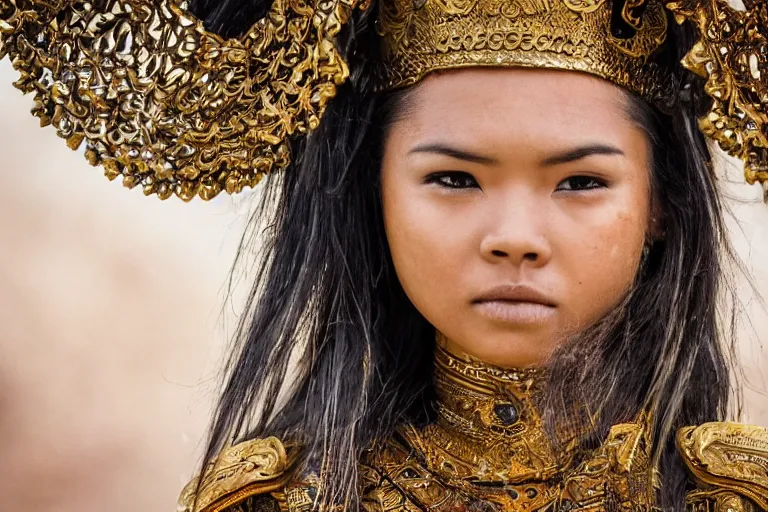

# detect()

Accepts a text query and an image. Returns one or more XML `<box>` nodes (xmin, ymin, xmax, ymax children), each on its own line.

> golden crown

<box><xmin>379</xmin><ymin>0</ymin><xmax>676</xmax><ymax>109</ymax></box>
<box><xmin>0</xmin><ymin>0</ymin><xmax>766</xmax><ymax>199</ymax></box>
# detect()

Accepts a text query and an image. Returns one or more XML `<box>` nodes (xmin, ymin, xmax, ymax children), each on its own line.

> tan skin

<box><xmin>381</xmin><ymin>68</ymin><xmax>653</xmax><ymax>368</ymax></box>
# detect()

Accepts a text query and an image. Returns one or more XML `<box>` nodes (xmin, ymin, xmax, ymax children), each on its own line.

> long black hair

<box><xmin>188</xmin><ymin>1</ymin><xmax>739</xmax><ymax>509</ymax></box>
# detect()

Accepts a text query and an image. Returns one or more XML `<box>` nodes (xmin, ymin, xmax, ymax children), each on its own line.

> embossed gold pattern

<box><xmin>177</xmin><ymin>350</ymin><xmax>768</xmax><ymax>511</ymax></box>
<box><xmin>378</xmin><ymin>0</ymin><xmax>676</xmax><ymax>109</ymax></box>
<box><xmin>677</xmin><ymin>422</ymin><xmax>768</xmax><ymax>511</ymax></box>
<box><xmin>178</xmin><ymin>436</ymin><xmax>290</xmax><ymax>512</ymax></box>
<box><xmin>666</xmin><ymin>0</ymin><xmax>768</xmax><ymax>186</ymax></box>
<box><xmin>359</xmin><ymin>347</ymin><xmax>659</xmax><ymax>511</ymax></box>
<box><xmin>686</xmin><ymin>489</ymin><xmax>759</xmax><ymax>512</ymax></box>
<box><xmin>0</xmin><ymin>0</ymin><xmax>359</xmax><ymax>200</ymax></box>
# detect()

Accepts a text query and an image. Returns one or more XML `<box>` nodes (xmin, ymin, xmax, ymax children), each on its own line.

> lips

<box><xmin>471</xmin><ymin>284</ymin><xmax>556</xmax><ymax>325</ymax></box>
<box><xmin>472</xmin><ymin>284</ymin><xmax>556</xmax><ymax>307</ymax></box>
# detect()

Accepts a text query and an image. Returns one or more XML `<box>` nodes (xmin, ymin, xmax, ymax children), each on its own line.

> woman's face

<box><xmin>381</xmin><ymin>68</ymin><xmax>652</xmax><ymax>368</ymax></box>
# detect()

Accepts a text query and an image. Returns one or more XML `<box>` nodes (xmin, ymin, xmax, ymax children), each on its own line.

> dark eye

<box><xmin>556</xmin><ymin>175</ymin><xmax>607</xmax><ymax>192</ymax></box>
<box><xmin>425</xmin><ymin>171</ymin><xmax>479</xmax><ymax>189</ymax></box>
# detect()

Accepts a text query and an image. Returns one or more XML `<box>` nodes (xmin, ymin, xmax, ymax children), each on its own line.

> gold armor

<box><xmin>1</xmin><ymin>0</ymin><xmax>767</xmax><ymax>509</ymax></box>
<box><xmin>178</xmin><ymin>349</ymin><xmax>768</xmax><ymax>512</ymax></box>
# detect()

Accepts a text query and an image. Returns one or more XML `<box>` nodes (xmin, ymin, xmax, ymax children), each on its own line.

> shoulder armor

<box><xmin>178</xmin><ymin>436</ymin><xmax>291</xmax><ymax>512</ymax></box>
<box><xmin>562</xmin><ymin>421</ymin><xmax>658</xmax><ymax>509</ymax></box>
<box><xmin>677</xmin><ymin>422</ymin><xmax>768</xmax><ymax>511</ymax></box>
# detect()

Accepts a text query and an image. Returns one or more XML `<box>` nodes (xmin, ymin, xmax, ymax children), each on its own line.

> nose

<box><xmin>479</xmin><ymin>195</ymin><xmax>552</xmax><ymax>267</ymax></box>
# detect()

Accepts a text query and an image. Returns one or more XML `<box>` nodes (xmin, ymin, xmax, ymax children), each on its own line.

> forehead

<box><xmin>396</xmin><ymin>68</ymin><xmax>637</xmax><ymax>150</ymax></box>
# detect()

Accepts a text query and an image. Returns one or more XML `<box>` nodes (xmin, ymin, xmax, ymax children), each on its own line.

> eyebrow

<box><xmin>408</xmin><ymin>142</ymin><xmax>625</xmax><ymax>167</ymax></box>
<box><xmin>541</xmin><ymin>144</ymin><xmax>625</xmax><ymax>166</ymax></box>
<box><xmin>408</xmin><ymin>143</ymin><xmax>498</xmax><ymax>165</ymax></box>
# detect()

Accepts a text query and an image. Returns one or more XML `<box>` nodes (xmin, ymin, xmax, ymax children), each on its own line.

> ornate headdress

<box><xmin>0</xmin><ymin>0</ymin><xmax>766</xmax><ymax>199</ymax></box>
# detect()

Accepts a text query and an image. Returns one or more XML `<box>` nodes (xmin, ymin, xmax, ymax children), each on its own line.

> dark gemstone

<box><xmin>493</xmin><ymin>403</ymin><xmax>519</xmax><ymax>425</ymax></box>
<box><xmin>525</xmin><ymin>488</ymin><xmax>538</xmax><ymax>499</ymax></box>
<box><xmin>507</xmin><ymin>489</ymin><xmax>519</xmax><ymax>500</ymax></box>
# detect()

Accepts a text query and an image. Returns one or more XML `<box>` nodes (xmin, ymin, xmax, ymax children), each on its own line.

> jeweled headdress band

<box><xmin>0</xmin><ymin>0</ymin><xmax>766</xmax><ymax>200</ymax></box>
<box><xmin>379</xmin><ymin>0</ymin><xmax>676</xmax><ymax>109</ymax></box>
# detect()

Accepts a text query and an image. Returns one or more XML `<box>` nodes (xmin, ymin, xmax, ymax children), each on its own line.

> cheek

<box><xmin>381</xmin><ymin>167</ymin><xmax>469</xmax><ymax>321</ymax></box>
<box><xmin>562</xmin><ymin>201</ymin><xmax>648</xmax><ymax>324</ymax></box>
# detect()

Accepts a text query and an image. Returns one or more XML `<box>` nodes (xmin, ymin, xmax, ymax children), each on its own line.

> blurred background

<box><xmin>0</xmin><ymin>59</ymin><xmax>766</xmax><ymax>512</ymax></box>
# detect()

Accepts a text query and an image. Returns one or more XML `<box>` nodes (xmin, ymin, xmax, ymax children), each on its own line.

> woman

<box><xmin>2</xmin><ymin>0</ymin><xmax>767</xmax><ymax>510</ymax></box>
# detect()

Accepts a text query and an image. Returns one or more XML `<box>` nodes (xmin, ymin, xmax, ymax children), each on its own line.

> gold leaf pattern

<box><xmin>0</xmin><ymin>0</ymin><xmax>360</xmax><ymax>200</ymax></box>
<box><xmin>667</xmin><ymin>0</ymin><xmax>768</xmax><ymax>185</ymax></box>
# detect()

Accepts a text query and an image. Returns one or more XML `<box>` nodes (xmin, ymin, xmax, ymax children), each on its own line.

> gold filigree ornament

<box><xmin>667</xmin><ymin>0</ymin><xmax>768</xmax><ymax>186</ymax></box>
<box><xmin>0</xmin><ymin>0</ymin><xmax>363</xmax><ymax>200</ymax></box>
